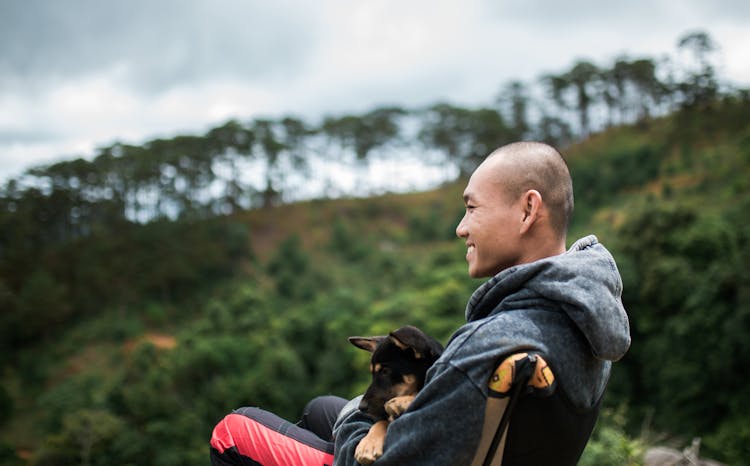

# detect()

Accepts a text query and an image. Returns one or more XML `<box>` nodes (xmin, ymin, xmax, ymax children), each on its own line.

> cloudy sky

<box><xmin>1</xmin><ymin>0</ymin><xmax>749</xmax><ymax>183</ymax></box>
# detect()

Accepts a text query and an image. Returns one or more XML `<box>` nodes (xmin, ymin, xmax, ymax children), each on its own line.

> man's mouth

<box><xmin>466</xmin><ymin>245</ymin><xmax>475</xmax><ymax>259</ymax></box>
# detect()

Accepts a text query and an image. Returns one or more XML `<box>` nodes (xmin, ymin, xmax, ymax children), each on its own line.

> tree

<box><xmin>252</xmin><ymin>119</ymin><xmax>287</xmax><ymax>208</ymax></box>
<box><xmin>533</xmin><ymin>114</ymin><xmax>574</xmax><ymax>148</ymax></box>
<box><xmin>62</xmin><ymin>409</ymin><xmax>124</xmax><ymax>466</ymax></box>
<box><xmin>267</xmin><ymin>233</ymin><xmax>312</xmax><ymax>298</ymax></box>
<box><xmin>418</xmin><ymin>103</ymin><xmax>513</xmax><ymax>176</ymax></box>
<box><xmin>206</xmin><ymin>119</ymin><xmax>256</xmax><ymax>213</ymax></box>
<box><xmin>320</xmin><ymin>107</ymin><xmax>405</xmax><ymax>161</ymax></box>
<box><xmin>614</xmin><ymin>202</ymin><xmax>750</xmax><ymax>463</ymax></box>
<box><xmin>496</xmin><ymin>80</ymin><xmax>531</xmax><ymax>139</ymax></box>
<box><xmin>628</xmin><ymin>58</ymin><xmax>666</xmax><ymax>120</ymax></box>
<box><xmin>145</xmin><ymin>135</ymin><xmax>216</xmax><ymax>219</ymax></box>
<box><xmin>542</xmin><ymin>60</ymin><xmax>602</xmax><ymax>137</ymax></box>
<box><xmin>675</xmin><ymin>30</ymin><xmax>719</xmax><ymax>108</ymax></box>
<box><xmin>605</xmin><ymin>57</ymin><xmax>665</xmax><ymax>124</ymax></box>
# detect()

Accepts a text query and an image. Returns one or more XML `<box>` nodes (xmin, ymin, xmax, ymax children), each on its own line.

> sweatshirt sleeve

<box><xmin>333</xmin><ymin>362</ymin><xmax>485</xmax><ymax>466</ymax></box>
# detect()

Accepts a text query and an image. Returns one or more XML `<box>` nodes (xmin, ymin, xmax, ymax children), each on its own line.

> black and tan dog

<box><xmin>348</xmin><ymin>325</ymin><xmax>443</xmax><ymax>464</ymax></box>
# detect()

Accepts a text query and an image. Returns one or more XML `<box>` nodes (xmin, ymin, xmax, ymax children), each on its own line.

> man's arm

<box><xmin>334</xmin><ymin>362</ymin><xmax>485</xmax><ymax>466</ymax></box>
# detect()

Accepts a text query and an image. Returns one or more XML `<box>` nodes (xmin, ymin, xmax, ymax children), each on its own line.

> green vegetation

<box><xmin>1</xmin><ymin>31</ymin><xmax>749</xmax><ymax>465</ymax></box>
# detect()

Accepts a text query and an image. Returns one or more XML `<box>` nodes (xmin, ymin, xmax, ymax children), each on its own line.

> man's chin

<box><xmin>467</xmin><ymin>266</ymin><xmax>485</xmax><ymax>279</ymax></box>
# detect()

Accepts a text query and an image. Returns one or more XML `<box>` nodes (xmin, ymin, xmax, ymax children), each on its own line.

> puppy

<box><xmin>348</xmin><ymin>325</ymin><xmax>443</xmax><ymax>464</ymax></box>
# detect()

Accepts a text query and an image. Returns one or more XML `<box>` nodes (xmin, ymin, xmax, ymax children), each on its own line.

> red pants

<box><xmin>210</xmin><ymin>396</ymin><xmax>347</xmax><ymax>466</ymax></box>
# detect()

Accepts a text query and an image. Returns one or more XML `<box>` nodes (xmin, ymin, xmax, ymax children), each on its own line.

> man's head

<box><xmin>455</xmin><ymin>141</ymin><xmax>574</xmax><ymax>278</ymax></box>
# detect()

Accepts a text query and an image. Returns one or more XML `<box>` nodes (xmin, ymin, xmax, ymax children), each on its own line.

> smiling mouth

<box><xmin>466</xmin><ymin>245</ymin><xmax>475</xmax><ymax>258</ymax></box>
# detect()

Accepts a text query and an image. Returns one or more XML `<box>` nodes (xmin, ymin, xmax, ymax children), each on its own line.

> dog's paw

<box><xmin>355</xmin><ymin>420</ymin><xmax>387</xmax><ymax>465</ymax></box>
<box><xmin>384</xmin><ymin>395</ymin><xmax>415</xmax><ymax>421</ymax></box>
<box><xmin>354</xmin><ymin>441</ymin><xmax>381</xmax><ymax>465</ymax></box>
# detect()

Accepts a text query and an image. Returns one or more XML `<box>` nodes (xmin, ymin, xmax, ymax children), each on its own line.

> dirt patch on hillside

<box><xmin>123</xmin><ymin>332</ymin><xmax>177</xmax><ymax>352</ymax></box>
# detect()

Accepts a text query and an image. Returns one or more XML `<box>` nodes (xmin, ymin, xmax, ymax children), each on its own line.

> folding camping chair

<box><xmin>469</xmin><ymin>353</ymin><xmax>601</xmax><ymax>466</ymax></box>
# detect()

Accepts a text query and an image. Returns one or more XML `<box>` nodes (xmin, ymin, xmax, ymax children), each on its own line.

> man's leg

<box><xmin>210</xmin><ymin>396</ymin><xmax>348</xmax><ymax>466</ymax></box>
<box><xmin>297</xmin><ymin>395</ymin><xmax>349</xmax><ymax>441</ymax></box>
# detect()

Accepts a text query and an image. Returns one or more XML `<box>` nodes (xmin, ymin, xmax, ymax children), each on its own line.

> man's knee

<box><xmin>300</xmin><ymin>396</ymin><xmax>348</xmax><ymax>440</ymax></box>
<box><xmin>210</xmin><ymin>411</ymin><xmax>264</xmax><ymax>465</ymax></box>
<box><xmin>209</xmin><ymin>407</ymin><xmax>336</xmax><ymax>466</ymax></box>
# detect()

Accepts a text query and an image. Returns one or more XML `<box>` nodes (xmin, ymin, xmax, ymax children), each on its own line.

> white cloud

<box><xmin>1</xmin><ymin>0</ymin><xmax>749</xmax><ymax>183</ymax></box>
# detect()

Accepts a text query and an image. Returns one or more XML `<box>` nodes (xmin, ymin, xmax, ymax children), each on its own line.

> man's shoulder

<box><xmin>441</xmin><ymin>314</ymin><xmax>550</xmax><ymax>380</ymax></box>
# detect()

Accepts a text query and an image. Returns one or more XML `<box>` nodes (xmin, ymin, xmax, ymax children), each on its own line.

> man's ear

<box><xmin>348</xmin><ymin>336</ymin><xmax>385</xmax><ymax>353</ymax></box>
<box><xmin>520</xmin><ymin>189</ymin><xmax>543</xmax><ymax>234</ymax></box>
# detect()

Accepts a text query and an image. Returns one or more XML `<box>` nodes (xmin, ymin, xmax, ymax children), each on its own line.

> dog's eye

<box><xmin>378</xmin><ymin>366</ymin><xmax>392</xmax><ymax>376</ymax></box>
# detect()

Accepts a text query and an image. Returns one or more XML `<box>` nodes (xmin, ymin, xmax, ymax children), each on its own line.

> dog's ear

<box><xmin>348</xmin><ymin>336</ymin><xmax>386</xmax><ymax>353</ymax></box>
<box><xmin>389</xmin><ymin>326</ymin><xmax>444</xmax><ymax>362</ymax></box>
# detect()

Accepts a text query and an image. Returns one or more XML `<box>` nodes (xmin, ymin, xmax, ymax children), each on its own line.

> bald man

<box><xmin>210</xmin><ymin>142</ymin><xmax>631</xmax><ymax>466</ymax></box>
<box><xmin>458</xmin><ymin>141</ymin><xmax>574</xmax><ymax>277</ymax></box>
<box><xmin>333</xmin><ymin>142</ymin><xmax>630</xmax><ymax>465</ymax></box>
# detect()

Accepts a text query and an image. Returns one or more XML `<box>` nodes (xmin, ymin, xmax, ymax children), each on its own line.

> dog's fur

<box><xmin>348</xmin><ymin>325</ymin><xmax>443</xmax><ymax>464</ymax></box>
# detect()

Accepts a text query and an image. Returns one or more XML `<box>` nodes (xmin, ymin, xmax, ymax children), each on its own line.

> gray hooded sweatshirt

<box><xmin>334</xmin><ymin>235</ymin><xmax>631</xmax><ymax>465</ymax></box>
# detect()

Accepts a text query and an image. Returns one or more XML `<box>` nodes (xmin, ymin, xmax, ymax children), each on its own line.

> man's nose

<box><xmin>456</xmin><ymin>215</ymin><xmax>468</xmax><ymax>238</ymax></box>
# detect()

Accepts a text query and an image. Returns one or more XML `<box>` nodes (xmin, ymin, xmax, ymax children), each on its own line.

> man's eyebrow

<box><xmin>462</xmin><ymin>192</ymin><xmax>473</xmax><ymax>203</ymax></box>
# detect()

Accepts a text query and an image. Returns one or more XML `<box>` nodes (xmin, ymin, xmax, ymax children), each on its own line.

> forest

<box><xmin>1</xmin><ymin>31</ymin><xmax>749</xmax><ymax>465</ymax></box>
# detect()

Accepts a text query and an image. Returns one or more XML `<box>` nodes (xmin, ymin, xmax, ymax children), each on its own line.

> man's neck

<box><xmin>519</xmin><ymin>236</ymin><xmax>567</xmax><ymax>265</ymax></box>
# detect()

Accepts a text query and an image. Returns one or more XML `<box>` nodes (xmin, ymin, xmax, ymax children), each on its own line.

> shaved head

<box><xmin>486</xmin><ymin>141</ymin><xmax>574</xmax><ymax>238</ymax></box>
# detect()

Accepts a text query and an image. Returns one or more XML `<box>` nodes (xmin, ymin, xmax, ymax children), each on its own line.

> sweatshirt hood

<box><xmin>465</xmin><ymin>235</ymin><xmax>631</xmax><ymax>361</ymax></box>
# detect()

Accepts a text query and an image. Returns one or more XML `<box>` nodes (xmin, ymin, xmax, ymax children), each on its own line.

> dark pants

<box><xmin>210</xmin><ymin>396</ymin><xmax>348</xmax><ymax>466</ymax></box>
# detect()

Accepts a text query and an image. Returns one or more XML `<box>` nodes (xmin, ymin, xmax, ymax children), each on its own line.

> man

<box><xmin>211</xmin><ymin>141</ymin><xmax>631</xmax><ymax>465</ymax></box>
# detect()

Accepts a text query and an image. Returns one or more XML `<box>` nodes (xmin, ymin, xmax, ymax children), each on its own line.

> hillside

<box><xmin>1</xmin><ymin>97</ymin><xmax>750</xmax><ymax>465</ymax></box>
